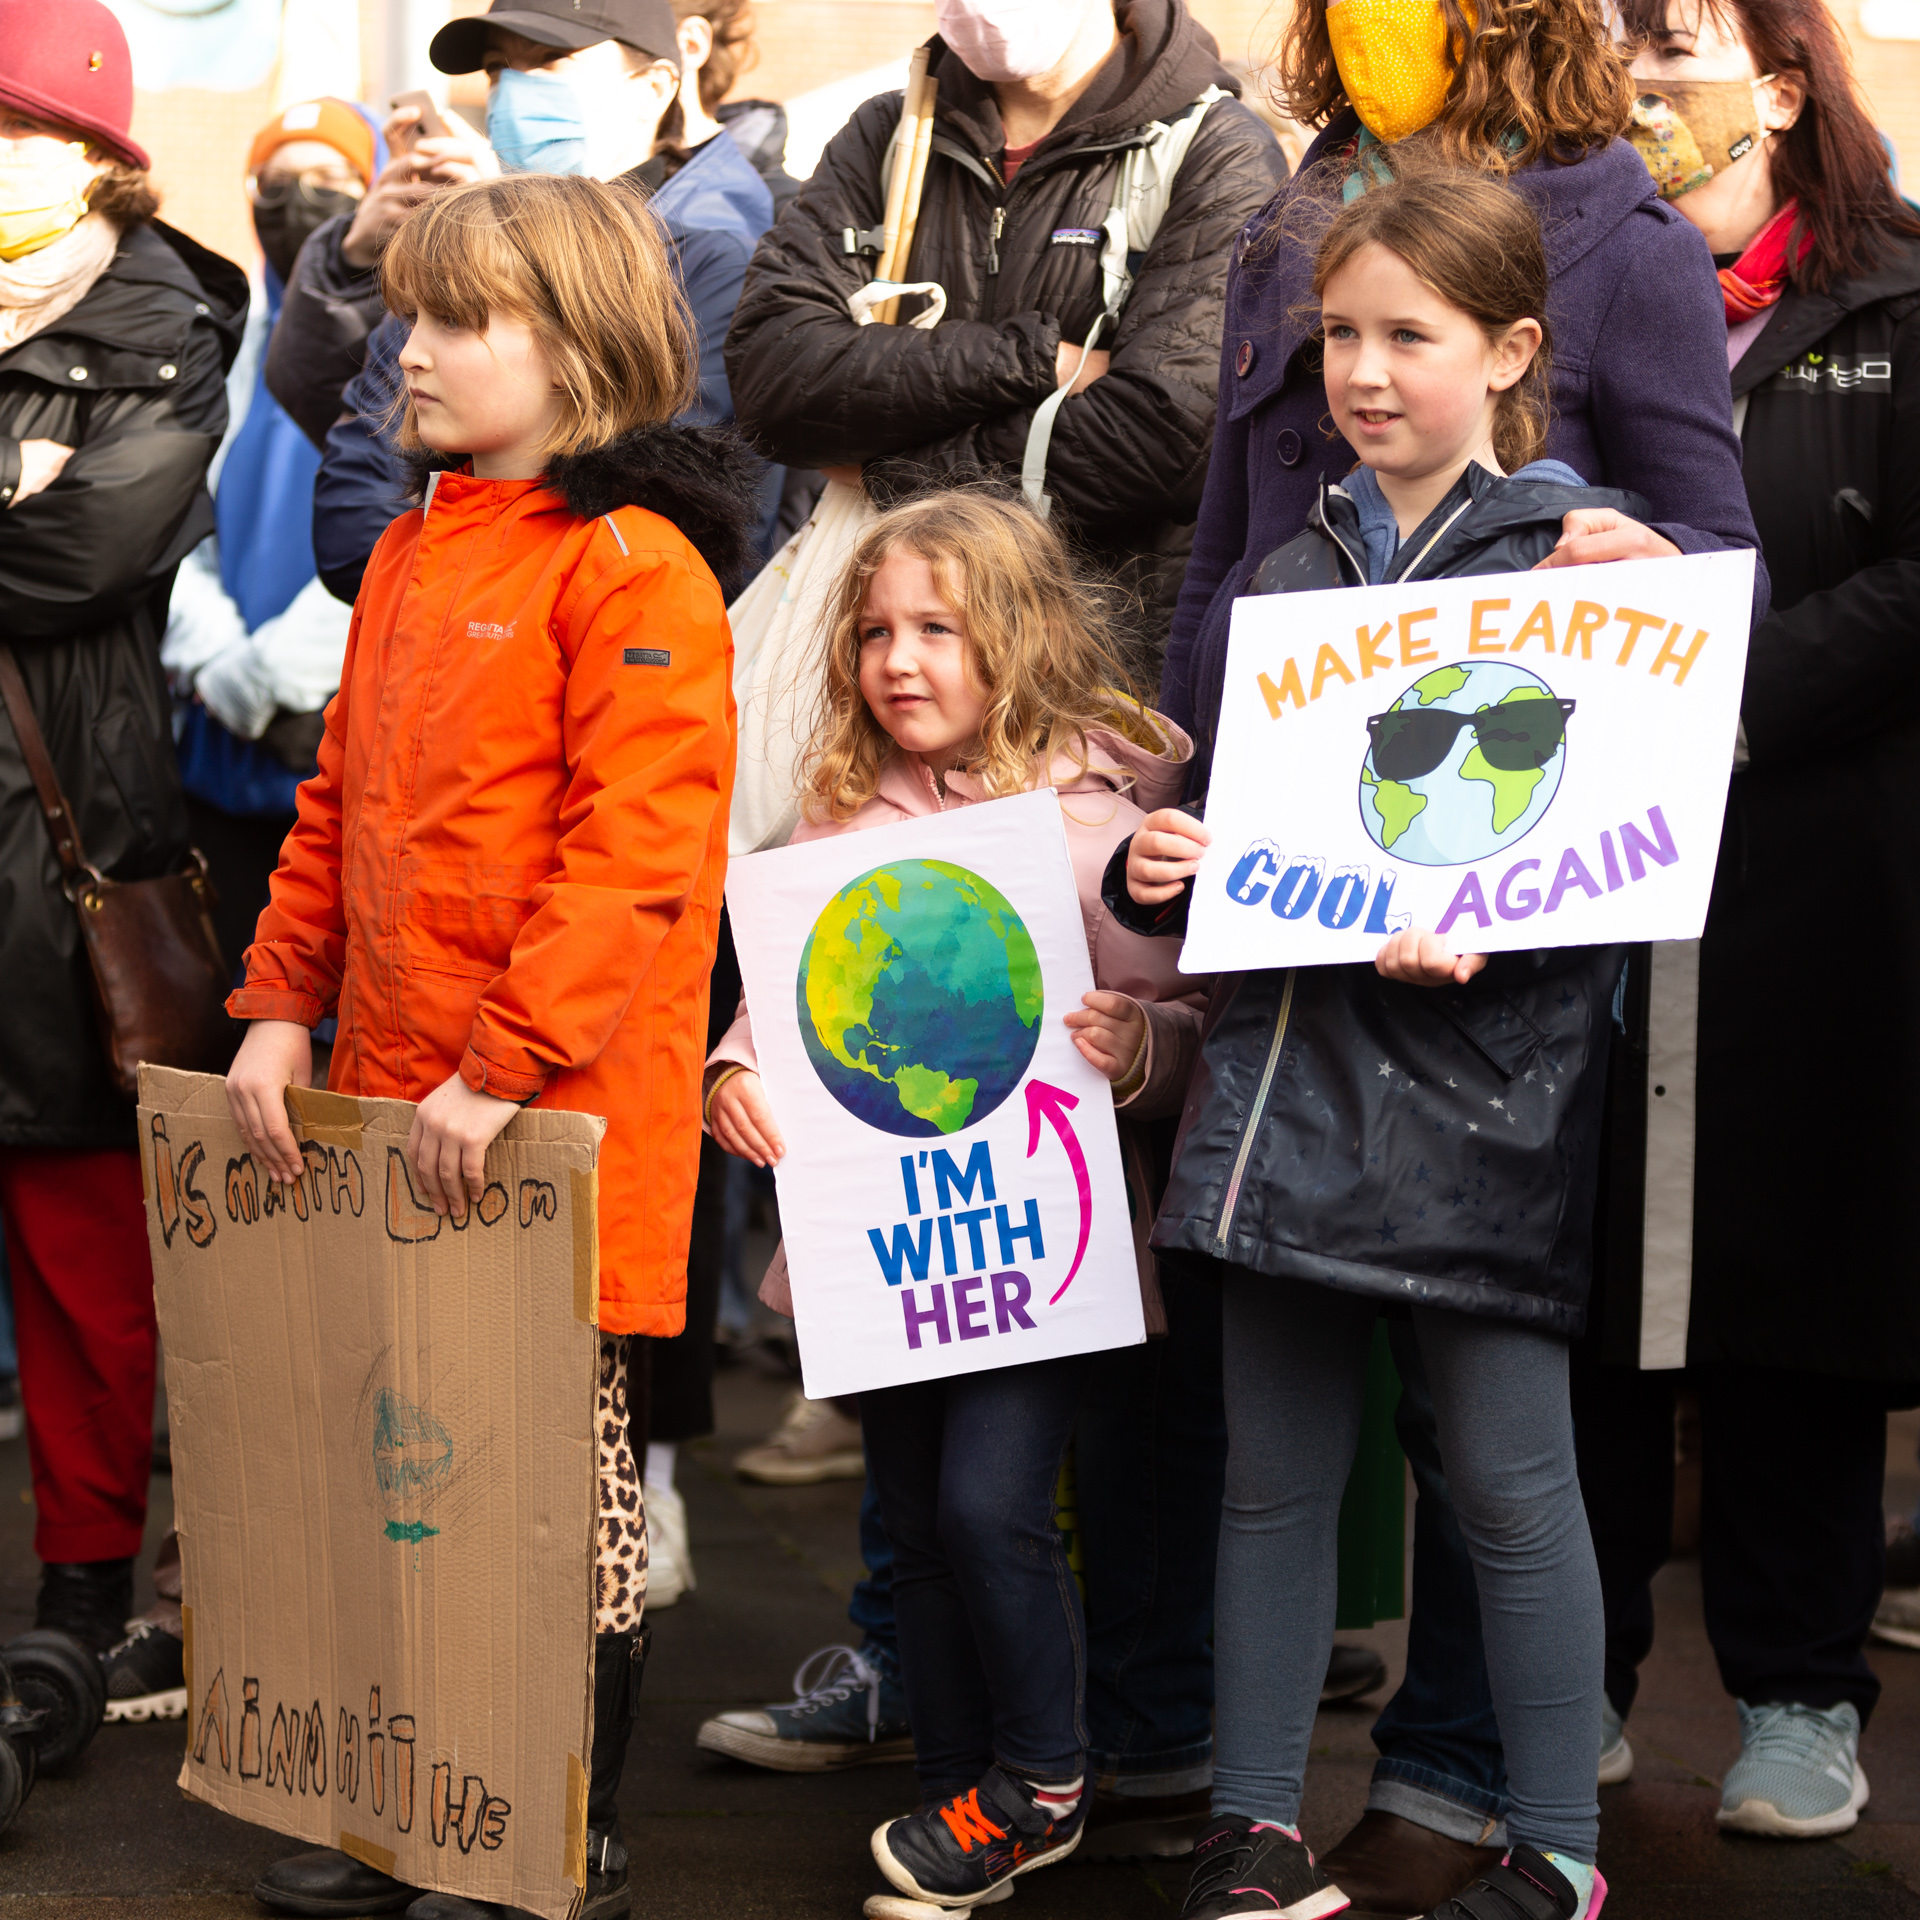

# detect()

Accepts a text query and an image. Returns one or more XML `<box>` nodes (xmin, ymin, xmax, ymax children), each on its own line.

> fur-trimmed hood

<box><xmin>547</xmin><ymin>421</ymin><xmax>764</xmax><ymax>591</ymax></box>
<box><xmin>410</xmin><ymin>421</ymin><xmax>764</xmax><ymax>593</ymax></box>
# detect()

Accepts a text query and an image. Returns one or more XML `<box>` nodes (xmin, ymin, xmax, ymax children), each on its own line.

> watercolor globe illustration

<box><xmin>796</xmin><ymin>859</ymin><xmax>1044</xmax><ymax>1137</ymax></box>
<box><xmin>1358</xmin><ymin>661</ymin><xmax>1572</xmax><ymax>867</ymax></box>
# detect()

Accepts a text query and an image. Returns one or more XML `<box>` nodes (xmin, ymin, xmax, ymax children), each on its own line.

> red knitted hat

<box><xmin>0</xmin><ymin>0</ymin><xmax>149</xmax><ymax>172</ymax></box>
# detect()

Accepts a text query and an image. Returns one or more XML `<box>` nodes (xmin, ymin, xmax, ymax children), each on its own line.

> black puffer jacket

<box><xmin>0</xmin><ymin>221</ymin><xmax>246</xmax><ymax>1148</ymax></box>
<box><xmin>1108</xmin><ymin>468</ymin><xmax>1632</xmax><ymax>1330</ymax></box>
<box><xmin>722</xmin><ymin>0</ymin><xmax>1287</xmax><ymax>666</ymax></box>
<box><xmin>1594</xmin><ymin>232</ymin><xmax>1920</xmax><ymax>1384</ymax></box>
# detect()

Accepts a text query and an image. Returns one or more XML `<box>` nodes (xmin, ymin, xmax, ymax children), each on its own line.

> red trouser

<box><xmin>0</xmin><ymin>1146</ymin><xmax>156</xmax><ymax>1562</ymax></box>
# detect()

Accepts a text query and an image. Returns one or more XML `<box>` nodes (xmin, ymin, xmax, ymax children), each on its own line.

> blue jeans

<box><xmin>1075</xmin><ymin>1267</ymin><xmax>1224</xmax><ymax>1792</ymax></box>
<box><xmin>1368</xmin><ymin>1318</ymin><xmax>1510</xmax><ymax>1843</ymax></box>
<box><xmin>861</xmin><ymin>1355</ymin><xmax>1090</xmax><ymax>1798</ymax></box>
<box><xmin>1213</xmin><ymin>1273</ymin><xmax>1601</xmax><ymax>1861</ymax></box>
<box><xmin>848</xmin><ymin>1471</ymin><xmax>898</xmax><ymax>1673</ymax></box>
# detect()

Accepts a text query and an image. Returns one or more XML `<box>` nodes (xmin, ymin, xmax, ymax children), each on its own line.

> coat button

<box><xmin>1277</xmin><ymin>427</ymin><xmax>1303</xmax><ymax>466</ymax></box>
<box><xmin>158</xmin><ymin>364</ymin><xmax>177</xmax><ymax>379</ymax></box>
<box><xmin>1235</xmin><ymin>338</ymin><xmax>1257</xmax><ymax>377</ymax></box>
<box><xmin>68</xmin><ymin>365</ymin><xmax>88</xmax><ymax>380</ymax></box>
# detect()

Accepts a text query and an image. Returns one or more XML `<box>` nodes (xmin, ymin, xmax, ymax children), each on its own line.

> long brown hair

<box><xmin>1276</xmin><ymin>0</ymin><xmax>1634</xmax><ymax>170</ymax></box>
<box><xmin>381</xmin><ymin>173</ymin><xmax>695</xmax><ymax>458</ymax></box>
<box><xmin>802</xmin><ymin>492</ymin><xmax>1150</xmax><ymax>824</ymax></box>
<box><xmin>1313</xmin><ymin>171</ymin><xmax>1554</xmax><ymax>470</ymax></box>
<box><xmin>1618</xmin><ymin>0</ymin><xmax>1920</xmax><ymax>291</ymax></box>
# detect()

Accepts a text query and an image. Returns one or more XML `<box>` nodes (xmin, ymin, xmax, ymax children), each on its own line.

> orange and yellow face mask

<box><xmin>1326</xmin><ymin>0</ymin><xmax>1476</xmax><ymax>146</ymax></box>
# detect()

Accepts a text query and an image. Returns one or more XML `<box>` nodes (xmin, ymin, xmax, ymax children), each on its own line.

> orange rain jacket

<box><xmin>230</xmin><ymin>428</ymin><xmax>754</xmax><ymax>1334</ymax></box>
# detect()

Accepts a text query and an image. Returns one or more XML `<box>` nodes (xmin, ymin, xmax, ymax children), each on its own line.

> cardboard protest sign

<box><xmin>139</xmin><ymin>1067</ymin><xmax>605</xmax><ymax>1920</ymax></box>
<box><xmin>1180</xmin><ymin>552</ymin><xmax>1755</xmax><ymax>971</ymax></box>
<box><xmin>725</xmin><ymin>789</ymin><xmax>1145</xmax><ymax>1399</ymax></box>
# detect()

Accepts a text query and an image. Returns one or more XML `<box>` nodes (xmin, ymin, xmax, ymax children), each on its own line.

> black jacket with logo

<box><xmin>721</xmin><ymin>0</ymin><xmax>1288</xmax><ymax>670</ymax></box>
<box><xmin>1107</xmin><ymin>467</ymin><xmax>1633</xmax><ymax>1331</ymax></box>
<box><xmin>0</xmin><ymin>222</ymin><xmax>246</xmax><ymax>1147</ymax></box>
<box><xmin>1594</xmin><ymin>233</ymin><xmax>1920</xmax><ymax>1383</ymax></box>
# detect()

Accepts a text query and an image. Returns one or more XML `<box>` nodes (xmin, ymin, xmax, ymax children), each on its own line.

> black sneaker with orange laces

<box><xmin>871</xmin><ymin>1766</ymin><xmax>1086</xmax><ymax>1909</ymax></box>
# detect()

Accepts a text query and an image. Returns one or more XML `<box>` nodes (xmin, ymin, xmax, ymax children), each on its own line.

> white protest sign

<box><xmin>1181</xmin><ymin>550</ymin><xmax>1755</xmax><ymax>972</ymax></box>
<box><xmin>725</xmin><ymin>788</ymin><xmax>1145</xmax><ymax>1399</ymax></box>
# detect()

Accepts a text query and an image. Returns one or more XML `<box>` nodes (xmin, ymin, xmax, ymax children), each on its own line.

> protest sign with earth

<box><xmin>724</xmin><ymin>790</ymin><xmax>1145</xmax><ymax>1399</ymax></box>
<box><xmin>1181</xmin><ymin>550</ymin><xmax>1755</xmax><ymax>971</ymax></box>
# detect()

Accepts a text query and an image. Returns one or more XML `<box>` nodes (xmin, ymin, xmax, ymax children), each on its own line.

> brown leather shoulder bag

<box><xmin>0</xmin><ymin>643</ymin><xmax>234</xmax><ymax>1098</ymax></box>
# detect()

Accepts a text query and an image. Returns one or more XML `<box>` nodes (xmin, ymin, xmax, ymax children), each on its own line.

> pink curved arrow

<box><xmin>1024</xmin><ymin>1080</ymin><xmax>1090</xmax><ymax>1305</ymax></box>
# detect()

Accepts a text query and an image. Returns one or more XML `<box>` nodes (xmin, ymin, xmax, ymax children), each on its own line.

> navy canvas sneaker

<box><xmin>697</xmin><ymin>1644</ymin><xmax>912</xmax><ymax>1771</ymax></box>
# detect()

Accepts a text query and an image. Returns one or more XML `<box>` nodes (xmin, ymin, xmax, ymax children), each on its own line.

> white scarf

<box><xmin>0</xmin><ymin>213</ymin><xmax>120</xmax><ymax>355</ymax></box>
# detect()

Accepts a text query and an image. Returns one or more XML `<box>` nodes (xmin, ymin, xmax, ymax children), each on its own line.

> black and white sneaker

<box><xmin>103</xmin><ymin>1619</ymin><xmax>187</xmax><ymax>1723</ymax></box>
<box><xmin>1181</xmin><ymin>1815</ymin><xmax>1350</xmax><ymax>1920</ymax></box>
<box><xmin>871</xmin><ymin>1766</ymin><xmax>1084</xmax><ymax>1910</ymax></box>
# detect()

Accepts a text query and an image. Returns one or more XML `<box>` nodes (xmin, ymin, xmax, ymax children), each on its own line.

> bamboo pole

<box><xmin>872</xmin><ymin>48</ymin><xmax>930</xmax><ymax>299</ymax></box>
<box><xmin>877</xmin><ymin>78</ymin><xmax>937</xmax><ymax>326</ymax></box>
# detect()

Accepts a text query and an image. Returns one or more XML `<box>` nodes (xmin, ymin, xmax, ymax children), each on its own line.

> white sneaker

<box><xmin>1598</xmin><ymin>1695</ymin><xmax>1634</xmax><ymax>1785</ymax></box>
<box><xmin>733</xmin><ymin>1392</ymin><xmax>865</xmax><ymax>1485</ymax></box>
<box><xmin>644</xmin><ymin>1479</ymin><xmax>695</xmax><ymax>1611</ymax></box>
<box><xmin>1871</xmin><ymin>1583</ymin><xmax>1920</xmax><ymax>1650</ymax></box>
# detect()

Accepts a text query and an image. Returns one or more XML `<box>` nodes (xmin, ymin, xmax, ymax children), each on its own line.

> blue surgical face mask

<box><xmin>487</xmin><ymin>67</ymin><xmax>589</xmax><ymax>175</ymax></box>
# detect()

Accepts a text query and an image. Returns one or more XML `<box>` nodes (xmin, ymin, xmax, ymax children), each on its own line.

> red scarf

<box><xmin>1720</xmin><ymin>200</ymin><xmax>1810</xmax><ymax>325</ymax></box>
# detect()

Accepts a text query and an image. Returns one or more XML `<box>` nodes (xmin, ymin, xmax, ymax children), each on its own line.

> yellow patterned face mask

<box><xmin>1326</xmin><ymin>0</ymin><xmax>1476</xmax><ymax>145</ymax></box>
<box><xmin>0</xmin><ymin>143</ymin><xmax>96</xmax><ymax>263</ymax></box>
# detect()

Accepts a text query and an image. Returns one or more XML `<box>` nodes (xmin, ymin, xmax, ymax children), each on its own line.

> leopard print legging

<box><xmin>595</xmin><ymin>1333</ymin><xmax>648</xmax><ymax>1632</ymax></box>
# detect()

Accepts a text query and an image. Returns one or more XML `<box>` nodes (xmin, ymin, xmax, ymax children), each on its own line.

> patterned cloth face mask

<box><xmin>1627</xmin><ymin>76</ymin><xmax>1774</xmax><ymax>200</ymax></box>
<box><xmin>1326</xmin><ymin>0</ymin><xmax>1477</xmax><ymax>146</ymax></box>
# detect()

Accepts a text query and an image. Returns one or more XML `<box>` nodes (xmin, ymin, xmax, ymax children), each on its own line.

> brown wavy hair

<box><xmin>1314</xmin><ymin>170</ymin><xmax>1555</xmax><ymax>470</ymax></box>
<box><xmin>86</xmin><ymin>160</ymin><xmax>159</xmax><ymax>227</ymax></box>
<box><xmin>1275</xmin><ymin>0</ymin><xmax>1634</xmax><ymax>170</ymax></box>
<box><xmin>801</xmin><ymin>491</ymin><xmax>1152</xmax><ymax>824</ymax></box>
<box><xmin>1617</xmin><ymin>0</ymin><xmax>1920</xmax><ymax>292</ymax></box>
<box><xmin>381</xmin><ymin>173</ymin><xmax>695</xmax><ymax>458</ymax></box>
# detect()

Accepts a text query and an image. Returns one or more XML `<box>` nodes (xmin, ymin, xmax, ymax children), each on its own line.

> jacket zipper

<box><xmin>1390</xmin><ymin>495</ymin><xmax>1476</xmax><ymax>582</ymax></box>
<box><xmin>1215</xmin><ymin>968</ymin><xmax>1296</xmax><ymax>1250</ymax></box>
<box><xmin>928</xmin><ymin>131</ymin><xmax>1152</xmax><ymax>298</ymax></box>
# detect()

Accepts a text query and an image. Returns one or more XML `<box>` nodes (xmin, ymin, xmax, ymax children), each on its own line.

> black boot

<box><xmin>254</xmin><ymin>1850</ymin><xmax>415</xmax><ymax>1916</ymax></box>
<box><xmin>582</xmin><ymin>1626</ymin><xmax>647</xmax><ymax>1920</ymax></box>
<box><xmin>36</xmin><ymin>1560</ymin><xmax>133</xmax><ymax>1657</ymax></box>
<box><xmin>404</xmin><ymin>1628</ymin><xmax>648</xmax><ymax>1920</ymax></box>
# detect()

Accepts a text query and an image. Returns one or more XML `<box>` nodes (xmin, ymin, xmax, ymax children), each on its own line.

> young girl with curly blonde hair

<box><xmin>706</xmin><ymin>490</ymin><xmax>1207</xmax><ymax>1917</ymax></box>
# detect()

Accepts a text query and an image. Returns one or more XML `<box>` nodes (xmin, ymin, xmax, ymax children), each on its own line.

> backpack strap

<box><xmin>1021</xmin><ymin>86</ymin><xmax>1227</xmax><ymax>517</ymax></box>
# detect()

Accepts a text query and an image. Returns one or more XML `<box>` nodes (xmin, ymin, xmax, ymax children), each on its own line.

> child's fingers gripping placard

<box><xmin>725</xmin><ymin>789</ymin><xmax>1145</xmax><ymax>1399</ymax></box>
<box><xmin>1181</xmin><ymin>551</ymin><xmax>1756</xmax><ymax>973</ymax></box>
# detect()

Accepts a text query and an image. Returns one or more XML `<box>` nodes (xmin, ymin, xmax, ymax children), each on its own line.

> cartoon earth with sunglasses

<box><xmin>1360</xmin><ymin>661</ymin><xmax>1575</xmax><ymax>867</ymax></box>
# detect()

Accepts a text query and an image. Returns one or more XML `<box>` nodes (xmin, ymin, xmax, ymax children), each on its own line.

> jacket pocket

<box><xmin>1436</xmin><ymin>988</ymin><xmax>1544</xmax><ymax>1081</ymax></box>
<box><xmin>396</xmin><ymin>862</ymin><xmax>546</xmax><ymax>981</ymax></box>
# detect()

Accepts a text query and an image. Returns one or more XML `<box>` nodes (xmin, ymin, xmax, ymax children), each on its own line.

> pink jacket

<box><xmin>710</xmin><ymin>713</ymin><xmax>1209</xmax><ymax>1332</ymax></box>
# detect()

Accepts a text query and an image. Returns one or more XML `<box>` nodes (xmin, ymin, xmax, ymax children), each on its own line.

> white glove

<box><xmin>160</xmin><ymin>538</ymin><xmax>248</xmax><ymax>689</ymax></box>
<box><xmin>192</xmin><ymin>576</ymin><xmax>354</xmax><ymax>740</ymax></box>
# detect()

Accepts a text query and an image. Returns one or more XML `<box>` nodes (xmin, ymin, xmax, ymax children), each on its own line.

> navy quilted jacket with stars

<box><xmin>1107</xmin><ymin>478</ymin><xmax>1629</xmax><ymax>1331</ymax></box>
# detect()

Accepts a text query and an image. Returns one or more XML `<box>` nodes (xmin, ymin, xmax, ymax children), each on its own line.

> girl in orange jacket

<box><xmin>223</xmin><ymin>175</ymin><xmax>754</xmax><ymax>1920</ymax></box>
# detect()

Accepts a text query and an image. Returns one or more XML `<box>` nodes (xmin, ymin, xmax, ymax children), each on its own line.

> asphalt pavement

<box><xmin>3</xmin><ymin>1362</ymin><xmax>1918</xmax><ymax>1920</ymax></box>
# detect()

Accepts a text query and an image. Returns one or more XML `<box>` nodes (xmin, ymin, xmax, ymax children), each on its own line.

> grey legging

<box><xmin>1212</xmin><ymin>1270</ymin><xmax>1602</xmax><ymax>1862</ymax></box>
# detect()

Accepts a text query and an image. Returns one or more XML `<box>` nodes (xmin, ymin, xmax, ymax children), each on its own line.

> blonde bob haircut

<box><xmin>381</xmin><ymin>173</ymin><xmax>696</xmax><ymax>458</ymax></box>
<box><xmin>801</xmin><ymin>491</ymin><xmax>1155</xmax><ymax>825</ymax></box>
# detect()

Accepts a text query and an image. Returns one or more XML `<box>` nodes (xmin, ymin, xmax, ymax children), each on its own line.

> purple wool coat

<box><xmin>1159</xmin><ymin>112</ymin><xmax>1770</xmax><ymax>782</ymax></box>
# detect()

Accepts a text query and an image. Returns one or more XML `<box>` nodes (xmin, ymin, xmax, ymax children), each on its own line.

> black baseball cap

<box><xmin>430</xmin><ymin>0</ymin><xmax>680</xmax><ymax>76</ymax></box>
